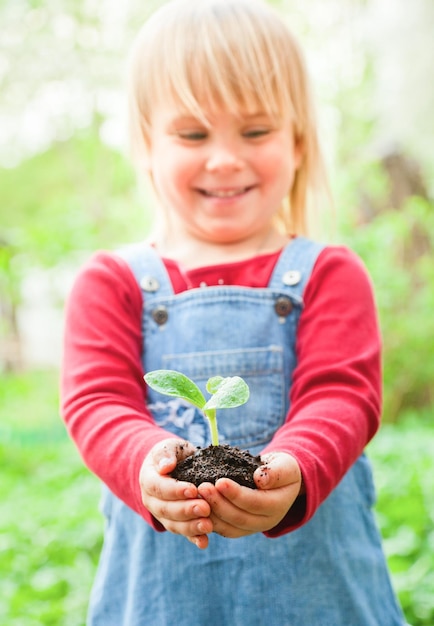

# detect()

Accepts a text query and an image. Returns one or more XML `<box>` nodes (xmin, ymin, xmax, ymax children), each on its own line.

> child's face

<box><xmin>145</xmin><ymin>104</ymin><xmax>302</xmax><ymax>248</ymax></box>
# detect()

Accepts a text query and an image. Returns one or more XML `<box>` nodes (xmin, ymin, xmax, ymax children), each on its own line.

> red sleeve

<box><xmin>262</xmin><ymin>246</ymin><xmax>382</xmax><ymax>536</ymax></box>
<box><xmin>60</xmin><ymin>251</ymin><xmax>178</xmax><ymax>530</ymax></box>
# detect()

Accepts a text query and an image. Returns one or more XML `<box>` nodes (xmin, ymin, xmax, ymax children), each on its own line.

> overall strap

<box><xmin>117</xmin><ymin>237</ymin><xmax>325</xmax><ymax>301</ymax></box>
<box><xmin>268</xmin><ymin>236</ymin><xmax>325</xmax><ymax>303</ymax></box>
<box><xmin>116</xmin><ymin>241</ymin><xmax>174</xmax><ymax>297</ymax></box>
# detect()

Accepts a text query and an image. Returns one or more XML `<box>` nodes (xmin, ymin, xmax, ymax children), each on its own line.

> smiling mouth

<box><xmin>199</xmin><ymin>186</ymin><xmax>253</xmax><ymax>198</ymax></box>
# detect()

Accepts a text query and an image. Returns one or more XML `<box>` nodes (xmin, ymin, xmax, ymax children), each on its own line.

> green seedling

<box><xmin>144</xmin><ymin>370</ymin><xmax>250</xmax><ymax>446</ymax></box>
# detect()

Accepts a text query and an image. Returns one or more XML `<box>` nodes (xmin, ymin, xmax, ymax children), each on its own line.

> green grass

<box><xmin>0</xmin><ymin>370</ymin><xmax>101</xmax><ymax>625</ymax></box>
<box><xmin>0</xmin><ymin>377</ymin><xmax>101</xmax><ymax>619</ymax></box>
<box><xmin>368</xmin><ymin>415</ymin><xmax>434</xmax><ymax>625</ymax></box>
<box><xmin>1</xmin><ymin>369</ymin><xmax>433</xmax><ymax>625</ymax></box>
<box><xmin>0</xmin><ymin>439</ymin><xmax>102</xmax><ymax>626</ymax></box>
<box><xmin>0</xmin><ymin>368</ymin><xmax>62</xmax><ymax>434</ymax></box>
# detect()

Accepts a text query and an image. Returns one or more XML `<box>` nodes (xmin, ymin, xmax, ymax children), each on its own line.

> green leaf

<box><xmin>206</xmin><ymin>376</ymin><xmax>225</xmax><ymax>395</ymax></box>
<box><xmin>144</xmin><ymin>370</ymin><xmax>206</xmax><ymax>409</ymax></box>
<box><xmin>203</xmin><ymin>376</ymin><xmax>250</xmax><ymax>410</ymax></box>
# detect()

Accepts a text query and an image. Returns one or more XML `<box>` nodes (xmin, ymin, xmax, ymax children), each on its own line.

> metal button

<box><xmin>282</xmin><ymin>270</ymin><xmax>301</xmax><ymax>286</ymax></box>
<box><xmin>274</xmin><ymin>296</ymin><xmax>293</xmax><ymax>317</ymax></box>
<box><xmin>152</xmin><ymin>305</ymin><xmax>168</xmax><ymax>325</ymax></box>
<box><xmin>140</xmin><ymin>276</ymin><xmax>160</xmax><ymax>292</ymax></box>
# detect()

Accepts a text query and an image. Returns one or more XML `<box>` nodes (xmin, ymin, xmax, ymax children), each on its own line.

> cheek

<box><xmin>151</xmin><ymin>151</ymin><xmax>187</xmax><ymax>196</ymax></box>
<box><xmin>276</xmin><ymin>138</ymin><xmax>299</xmax><ymax>177</ymax></box>
<box><xmin>259</xmin><ymin>147</ymin><xmax>296</xmax><ymax>190</ymax></box>
<box><xmin>164</xmin><ymin>150</ymin><xmax>197</xmax><ymax>189</ymax></box>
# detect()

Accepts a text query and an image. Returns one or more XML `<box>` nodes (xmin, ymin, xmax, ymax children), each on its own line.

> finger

<box><xmin>164</xmin><ymin>515</ymin><xmax>213</xmax><ymax>538</ymax></box>
<box><xmin>150</xmin><ymin>498</ymin><xmax>213</xmax><ymax>536</ymax></box>
<box><xmin>141</xmin><ymin>463</ymin><xmax>197</xmax><ymax>503</ymax></box>
<box><xmin>208</xmin><ymin>507</ymin><xmax>257</xmax><ymax>538</ymax></box>
<box><xmin>202</xmin><ymin>478</ymin><xmax>300</xmax><ymax>537</ymax></box>
<box><xmin>212</xmin><ymin>478</ymin><xmax>283</xmax><ymax>516</ymax></box>
<box><xmin>147</xmin><ymin>492</ymin><xmax>211</xmax><ymax>522</ymax></box>
<box><xmin>199</xmin><ymin>482</ymin><xmax>268</xmax><ymax>533</ymax></box>
<box><xmin>187</xmin><ymin>534</ymin><xmax>210</xmax><ymax>550</ymax></box>
<box><xmin>254</xmin><ymin>453</ymin><xmax>301</xmax><ymax>490</ymax></box>
<box><xmin>152</xmin><ymin>439</ymin><xmax>196</xmax><ymax>475</ymax></box>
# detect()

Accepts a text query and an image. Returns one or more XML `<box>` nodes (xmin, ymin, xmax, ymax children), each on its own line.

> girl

<box><xmin>61</xmin><ymin>0</ymin><xmax>406</xmax><ymax>624</ymax></box>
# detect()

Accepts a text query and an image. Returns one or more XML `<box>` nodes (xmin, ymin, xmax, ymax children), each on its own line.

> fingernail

<box><xmin>158</xmin><ymin>457</ymin><xmax>171</xmax><ymax>471</ymax></box>
<box><xmin>184</xmin><ymin>488</ymin><xmax>195</xmax><ymax>499</ymax></box>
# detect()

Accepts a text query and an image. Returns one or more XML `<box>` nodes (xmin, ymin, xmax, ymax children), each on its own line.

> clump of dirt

<box><xmin>171</xmin><ymin>444</ymin><xmax>263</xmax><ymax>489</ymax></box>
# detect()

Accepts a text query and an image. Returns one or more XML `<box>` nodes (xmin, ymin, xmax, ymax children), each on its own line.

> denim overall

<box><xmin>87</xmin><ymin>237</ymin><xmax>404</xmax><ymax>626</ymax></box>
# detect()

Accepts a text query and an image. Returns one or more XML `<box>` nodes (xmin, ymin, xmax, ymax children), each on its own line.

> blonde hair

<box><xmin>128</xmin><ymin>0</ymin><xmax>329</xmax><ymax>236</ymax></box>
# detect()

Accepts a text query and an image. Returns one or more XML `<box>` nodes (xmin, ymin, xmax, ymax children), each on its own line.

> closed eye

<box><xmin>243</xmin><ymin>128</ymin><xmax>272</xmax><ymax>139</ymax></box>
<box><xmin>176</xmin><ymin>130</ymin><xmax>208</xmax><ymax>141</ymax></box>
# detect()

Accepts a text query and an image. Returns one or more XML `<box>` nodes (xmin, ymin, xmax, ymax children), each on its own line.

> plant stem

<box><xmin>204</xmin><ymin>408</ymin><xmax>219</xmax><ymax>446</ymax></box>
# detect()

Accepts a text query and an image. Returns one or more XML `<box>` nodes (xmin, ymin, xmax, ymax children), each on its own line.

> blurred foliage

<box><xmin>339</xmin><ymin>197</ymin><xmax>434</xmax><ymax>421</ymax></box>
<box><xmin>0</xmin><ymin>368</ymin><xmax>61</xmax><ymax>433</ymax></box>
<box><xmin>0</xmin><ymin>125</ymin><xmax>152</xmax><ymax>369</ymax></box>
<box><xmin>1</xmin><ymin>124</ymin><xmax>150</xmax><ymax>267</ymax></box>
<box><xmin>0</xmin><ymin>370</ymin><xmax>102</xmax><ymax>626</ymax></box>
<box><xmin>368</xmin><ymin>414</ymin><xmax>434</xmax><ymax>626</ymax></box>
<box><xmin>0</xmin><ymin>441</ymin><xmax>101</xmax><ymax>626</ymax></box>
<box><xmin>332</xmin><ymin>59</ymin><xmax>434</xmax><ymax>421</ymax></box>
<box><xmin>1</xmin><ymin>370</ymin><xmax>433</xmax><ymax>625</ymax></box>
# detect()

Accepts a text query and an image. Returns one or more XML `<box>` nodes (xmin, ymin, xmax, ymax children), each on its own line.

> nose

<box><xmin>205</xmin><ymin>141</ymin><xmax>244</xmax><ymax>173</ymax></box>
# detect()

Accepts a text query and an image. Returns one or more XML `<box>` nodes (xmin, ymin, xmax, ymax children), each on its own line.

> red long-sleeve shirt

<box><xmin>60</xmin><ymin>244</ymin><xmax>381</xmax><ymax>535</ymax></box>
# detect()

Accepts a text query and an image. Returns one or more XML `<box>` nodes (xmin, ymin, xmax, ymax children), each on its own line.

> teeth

<box><xmin>204</xmin><ymin>187</ymin><xmax>247</xmax><ymax>198</ymax></box>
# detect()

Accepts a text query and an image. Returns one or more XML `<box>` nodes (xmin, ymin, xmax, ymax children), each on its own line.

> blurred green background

<box><xmin>1</xmin><ymin>1</ymin><xmax>433</xmax><ymax>624</ymax></box>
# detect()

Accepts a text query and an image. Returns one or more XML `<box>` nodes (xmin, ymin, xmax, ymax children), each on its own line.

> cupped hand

<box><xmin>197</xmin><ymin>451</ymin><xmax>302</xmax><ymax>538</ymax></box>
<box><xmin>139</xmin><ymin>438</ymin><xmax>213</xmax><ymax>549</ymax></box>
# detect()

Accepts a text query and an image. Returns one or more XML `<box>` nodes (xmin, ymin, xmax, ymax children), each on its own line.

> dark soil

<box><xmin>171</xmin><ymin>444</ymin><xmax>263</xmax><ymax>489</ymax></box>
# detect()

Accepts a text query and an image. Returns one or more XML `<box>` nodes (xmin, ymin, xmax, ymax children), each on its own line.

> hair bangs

<box><xmin>131</xmin><ymin>0</ymin><xmax>297</xmax><ymax>132</ymax></box>
<box><xmin>164</xmin><ymin>47</ymin><xmax>287</xmax><ymax>125</ymax></box>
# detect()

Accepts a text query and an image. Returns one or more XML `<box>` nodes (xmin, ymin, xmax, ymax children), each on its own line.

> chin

<box><xmin>208</xmin><ymin>232</ymin><xmax>246</xmax><ymax>245</ymax></box>
<box><xmin>204</xmin><ymin>223</ymin><xmax>255</xmax><ymax>242</ymax></box>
